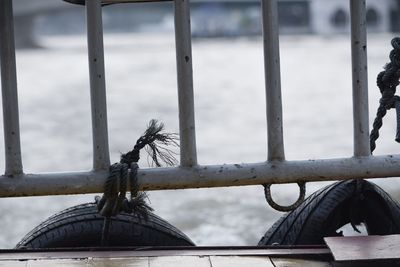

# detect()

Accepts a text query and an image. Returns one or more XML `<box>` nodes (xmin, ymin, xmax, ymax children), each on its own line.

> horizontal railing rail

<box><xmin>0</xmin><ymin>154</ymin><xmax>399</xmax><ymax>197</ymax></box>
<box><xmin>1</xmin><ymin>0</ymin><xmax>398</xmax><ymax>198</ymax></box>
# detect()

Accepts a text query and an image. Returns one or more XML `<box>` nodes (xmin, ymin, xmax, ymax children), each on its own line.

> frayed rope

<box><xmin>96</xmin><ymin>119</ymin><xmax>178</xmax><ymax>245</ymax></box>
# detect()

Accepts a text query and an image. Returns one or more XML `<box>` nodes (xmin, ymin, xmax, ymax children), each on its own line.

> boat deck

<box><xmin>2</xmin><ymin>235</ymin><xmax>400</xmax><ymax>266</ymax></box>
<box><xmin>0</xmin><ymin>247</ymin><xmax>332</xmax><ymax>267</ymax></box>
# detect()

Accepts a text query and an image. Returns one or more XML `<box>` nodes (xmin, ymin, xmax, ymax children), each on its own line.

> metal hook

<box><xmin>263</xmin><ymin>182</ymin><xmax>306</xmax><ymax>212</ymax></box>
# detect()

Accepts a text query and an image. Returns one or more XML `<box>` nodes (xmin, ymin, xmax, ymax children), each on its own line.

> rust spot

<box><xmin>234</xmin><ymin>164</ymin><xmax>242</xmax><ymax>169</ymax></box>
<box><xmin>362</xmin><ymin>45</ymin><xmax>366</xmax><ymax>51</ymax></box>
<box><xmin>184</xmin><ymin>56</ymin><xmax>190</xmax><ymax>62</ymax></box>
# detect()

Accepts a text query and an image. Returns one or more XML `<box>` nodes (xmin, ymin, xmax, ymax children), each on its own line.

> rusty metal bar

<box><xmin>1</xmin><ymin>155</ymin><xmax>400</xmax><ymax>197</ymax></box>
<box><xmin>86</xmin><ymin>0</ymin><xmax>110</xmax><ymax>170</ymax></box>
<box><xmin>261</xmin><ymin>0</ymin><xmax>285</xmax><ymax>161</ymax></box>
<box><xmin>0</xmin><ymin>0</ymin><xmax>23</xmax><ymax>176</ymax></box>
<box><xmin>174</xmin><ymin>0</ymin><xmax>198</xmax><ymax>167</ymax></box>
<box><xmin>350</xmin><ymin>0</ymin><xmax>370</xmax><ymax>157</ymax></box>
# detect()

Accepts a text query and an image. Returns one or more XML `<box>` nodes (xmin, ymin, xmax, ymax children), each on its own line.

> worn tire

<box><xmin>258</xmin><ymin>179</ymin><xmax>400</xmax><ymax>246</ymax></box>
<box><xmin>16</xmin><ymin>203</ymin><xmax>195</xmax><ymax>248</ymax></box>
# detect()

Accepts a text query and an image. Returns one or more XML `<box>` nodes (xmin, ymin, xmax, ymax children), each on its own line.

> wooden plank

<box><xmin>210</xmin><ymin>256</ymin><xmax>274</xmax><ymax>267</ymax></box>
<box><xmin>149</xmin><ymin>256</ymin><xmax>211</xmax><ymax>267</ymax></box>
<box><xmin>89</xmin><ymin>257</ymin><xmax>148</xmax><ymax>267</ymax></box>
<box><xmin>271</xmin><ymin>258</ymin><xmax>332</xmax><ymax>267</ymax></box>
<box><xmin>28</xmin><ymin>259</ymin><xmax>88</xmax><ymax>266</ymax></box>
<box><xmin>0</xmin><ymin>261</ymin><xmax>26</xmax><ymax>267</ymax></box>
<box><xmin>0</xmin><ymin>248</ymin><xmax>331</xmax><ymax>260</ymax></box>
<box><xmin>0</xmin><ymin>256</ymin><xmax>333</xmax><ymax>267</ymax></box>
<box><xmin>325</xmin><ymin>235</ymin><xmax>400</xmax><ymax>261</ymax></box>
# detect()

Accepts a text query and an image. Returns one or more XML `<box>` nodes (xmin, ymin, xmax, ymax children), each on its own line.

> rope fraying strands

<box><xmin>95</xmin><ymin>119</ymin><xmax>179</xmax><ymax>246</ymax></box>
<box><xmin>370</xmin><ymin>37</ymin><xmax>400</xmax><ymax>153</ymax></box>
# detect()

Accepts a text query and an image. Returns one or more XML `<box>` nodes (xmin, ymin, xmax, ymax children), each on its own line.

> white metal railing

<box><xmin>87</xmin><ymin>0</ymin><xmax>111</xmax><ymax>171</ymax></box>
<box><xmin>174</xmin><ymin>0</ymin><xmax>198</xmax><ymax>167</ymax></box>
<box><xmin>350</xmin><ymin>0</ymin><xmax>370</xmax><ymax>157</ymax></box>
<box><xmin>262</xmin><ymin>0</ymin><xmax>285</xmax><ymax>161</ymax></box>
<box><xmin>1</xmin><ymin>0</ymin><xmax>399</xmax><ymax>198</ymax></box>
<box><xmin>0</xmin><ymin>0</ymin><xmax>23</xmax><ymax>177</ymax></box>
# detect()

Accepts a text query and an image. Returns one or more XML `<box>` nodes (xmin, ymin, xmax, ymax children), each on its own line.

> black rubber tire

<box><xmin>16</xmin><ymin>203</ymin><xmax>195</xmax><ymax>248</ymax></box>
<box><xmin>258</xmin><ymin>179</ymin><xmax>400</xmax><ymax>246</ymax></box>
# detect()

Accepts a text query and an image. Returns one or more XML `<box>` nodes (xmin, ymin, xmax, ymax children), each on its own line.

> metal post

<box><xmin>350</xmin><ymin>0</ymin><xmax>370</xmax><ymax>157</ymax></box>
<box><xmin>0</xmin><ymin>0</ymin><xmax>23</xmax><ymax>176</ymax></box>
<box><xmin>86</xmin><ymin>0</ymin><xmax>110</xmax><ymax>170</ymax></box>
<box><xmin>261</xmin><ymin>0</ymin><xmax>285</xmax><ymax>161</ymax></box>
<box><xmin>174</xmin><ymin>0</ymin><xmax>197</xmax><ymax>167</ymax></box>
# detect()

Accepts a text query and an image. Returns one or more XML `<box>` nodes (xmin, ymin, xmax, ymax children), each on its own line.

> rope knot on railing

<box><xmin>370</xmin><ymin>37</ymin><xmax>400</xmax><ymax>152</ymax></box>
<box><xmin>96</xmin><ymin>119</ymin><xmax>178</xmax><ymax>245</ymax></box>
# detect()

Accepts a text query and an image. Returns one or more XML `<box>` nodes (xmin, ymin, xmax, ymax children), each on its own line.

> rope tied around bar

<box><xmin>370</xmin><ymin>37</ymin><xmax>400</xmax><ymax>153</ymax></box>
<box><xmin>96</xmin><ymin>119</ymin><xmax>178</xmax><ymax>246</ymax></box>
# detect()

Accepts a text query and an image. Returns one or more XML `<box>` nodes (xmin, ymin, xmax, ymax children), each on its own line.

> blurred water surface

<box><xmin>0</xmin><ymin>33</ymin><xmax>399</xmax><ymax>248</ymax></box>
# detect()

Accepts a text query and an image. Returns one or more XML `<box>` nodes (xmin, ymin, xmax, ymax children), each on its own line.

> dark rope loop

<box><xmin>96</xmin><ymin>163</ymin><xmax>129</xmax><ymax>246</ymax></box>
<box><xmin>129</xmin><ymin>162</ymin><xmax>139</xmax><ymax>198</ymax></box>
<box><xmin>370</xmin><ymin>37</ymin><xmax>400</xmax><ymax>153</ymax></box>
<box><xmin>263</xmin><ymin>182</ymin><xmax>306</xmax><ymax>212</ymax></box>
<box><xmin>97</xmin><ymin>163</ymin><xmax>129</xmax><ymax>218</ymax></box>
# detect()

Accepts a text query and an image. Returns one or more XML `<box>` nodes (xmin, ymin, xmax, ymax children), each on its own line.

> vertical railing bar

<box><xmin>261</xmin><ymin>0</ymin><xmax>285</xmax><ymax>161</ymax></box>
<box><xmin>86</xmin><ymin>0</ymin><xmax>110</xmax><ymax>170</ymax></box>
<box><xmin>0</xmin><ymin>0</ymin><xmax>23</xmax><ymax>176</ymax></box>
<box><xmin>350</xmin><ymin>0</ymin><xmax>370</xmax><ymax>157</ymax></box>
<box><xmin>174</xmin><ymin>0</ymin><xmax>198</xmax><ymax>167</ymax></box>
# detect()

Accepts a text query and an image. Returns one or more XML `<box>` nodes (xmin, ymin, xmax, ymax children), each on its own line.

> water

<box><xmin>0</xmin><ymin>32</ymin><xmax>400</xmax><ymax>248</ymax></box>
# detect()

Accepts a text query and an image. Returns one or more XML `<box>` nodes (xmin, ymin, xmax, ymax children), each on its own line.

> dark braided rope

<box><xmin>370</xmin><ymin>37</ymin><xmax>400</xmax><ymax>153</ymax></box>
<box><xmin>96</xmin><ymin>120</ymin><xmax>177</xmax><ymax>245</ymax></box>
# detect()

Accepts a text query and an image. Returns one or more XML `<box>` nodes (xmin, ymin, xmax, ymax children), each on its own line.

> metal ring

<box><xmin>263</xmin><ymin>182</ymin><xmax>306</xmax><ymax>212</ymax></box>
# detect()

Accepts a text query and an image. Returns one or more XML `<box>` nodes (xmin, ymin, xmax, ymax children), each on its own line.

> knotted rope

<box><xmin>370</xmin><ymin>37</ymin><xmax>400</xmax><ymax>153</ymax></box>
<box><xmin>96</xmin><ymin>119</ymin><xmax>178</xmax><ymax>246</ymax></box>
